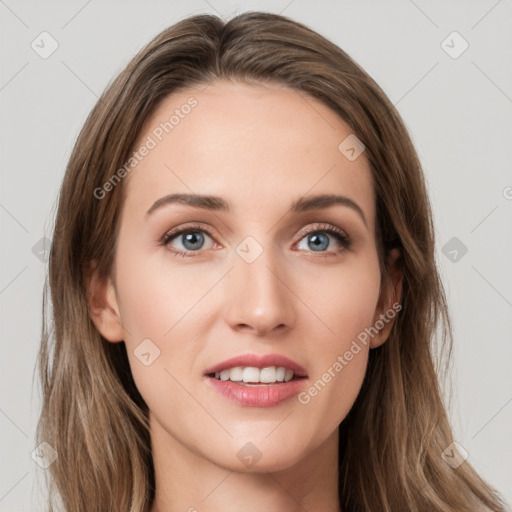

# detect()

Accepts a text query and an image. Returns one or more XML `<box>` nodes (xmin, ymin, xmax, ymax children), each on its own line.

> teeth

<box><xmin>242</xmin><ymin>367</ymin><xmax>260</xmax><ymax>383</ymax></box>
<box><xmin>219</xmin><ymin>369</ymin><xmax>231</xmax><ymax>381</ymax></box>
<box><xmin>259</xmin><ymin>367</ymin><xmax>276</xmax><ymax>383</ymax></box>
<box><xmin>213</xmin><ymin>366</ymin><xmax>296</xmax><ymax>384</ymax></box>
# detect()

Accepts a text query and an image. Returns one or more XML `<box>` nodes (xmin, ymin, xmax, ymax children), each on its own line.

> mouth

<box><xmin>203</xmin><ymin>353</ymin><xmax>308</xmax><ymax>407</ymax></box>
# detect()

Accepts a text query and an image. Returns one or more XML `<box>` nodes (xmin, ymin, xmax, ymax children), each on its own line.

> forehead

<box><xmin>124</xmin><ymin>79</ymin><xmax>375</xmax><ymax>229</ymax></box>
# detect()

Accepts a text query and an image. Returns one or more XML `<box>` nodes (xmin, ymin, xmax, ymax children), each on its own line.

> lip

<box><xmin>206</xmin><ymin>377</ymin><xmax>307</xmax><ymax>407</ymax></box>
<box><xmin>203</xmin><ymin>353</ymin><xmax>308</xmax><ymax>378</ymax></box>
<box><xmin>203</xmin><ymin>353</ymin><xmax>308</xmax><ymax>408</ymax></box>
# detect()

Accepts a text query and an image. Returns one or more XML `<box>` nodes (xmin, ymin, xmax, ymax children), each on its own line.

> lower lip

<box><xmin>206</xmin><ymin>377</ymin><xmax>307</xmax><ymax>407</ymax></box>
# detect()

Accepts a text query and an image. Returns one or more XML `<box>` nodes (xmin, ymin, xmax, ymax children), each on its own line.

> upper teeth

<box><xmin>214</xmin><ymin>366</ymin><xmax>294</xmax><ymax>383</ymax></box>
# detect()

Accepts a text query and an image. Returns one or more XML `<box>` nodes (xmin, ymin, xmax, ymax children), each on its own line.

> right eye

<box><xmin>162</xmin><ymin>224</ymin><xmax>217</xmax><ymax>258</ymax></box>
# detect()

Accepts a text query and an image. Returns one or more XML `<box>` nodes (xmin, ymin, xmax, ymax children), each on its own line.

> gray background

<box><xmin>1</xmin><ymin>0</ymin><xmax>511</xmax><ymax>509</ymax></box>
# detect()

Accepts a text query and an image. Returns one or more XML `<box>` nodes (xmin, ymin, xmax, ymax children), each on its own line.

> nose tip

<box><xmin>238</xmin><ymin>311</ymin><xmax>287</xmax><ymax>336</ymax></box>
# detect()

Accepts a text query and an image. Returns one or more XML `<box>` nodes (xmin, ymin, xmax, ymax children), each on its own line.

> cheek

<box><xmin>113</xmin><ymin>247</ymin><xmax>207</xmax><ymax>339</ymax></box>
<box><xmin>298</xmin><ymin>250</ymin><xmax>382</xmax><ymax>347</ymax></box>
<box><xmin>111</xmin><ymin>246</ymin><xmax>229</xmax><ymax>396</ymax></box>
<box><xmin>294</xmin><ymin>254</ymin><xmax>381</xmax><ymax>422</ymax></box>
<box><xmin>113</xmin><ymin>264</ymin><xmax>204</xmax><ymax>431</ymax></box>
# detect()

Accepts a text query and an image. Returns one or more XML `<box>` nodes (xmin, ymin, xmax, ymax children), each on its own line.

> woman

<box><xmin>36</xmin><ymin>11</ymin><xmax>508</xmax><ymax>512</ymax></box>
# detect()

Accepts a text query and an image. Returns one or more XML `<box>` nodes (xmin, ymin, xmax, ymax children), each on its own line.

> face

<box><xmin>89</xmin><ymin>79</ymin><xmax>400</xmax><ymax>473</ymax></box>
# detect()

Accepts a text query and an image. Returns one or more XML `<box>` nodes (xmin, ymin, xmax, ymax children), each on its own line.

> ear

<box><xmin>84</xmin><ymin>260</ymin><xmax>124</xmax><ymax>343</ymax></box>
<box><xmin>370</xmin><ymin>248</ymin><xmax>403</xmax><ymax>349</ymax></box>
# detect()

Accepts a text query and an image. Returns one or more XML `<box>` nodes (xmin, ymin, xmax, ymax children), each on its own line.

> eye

<box><xmin>295</xmin><ymin>223</ymin><xmax>351</xmax><ymax>255</ymax></box>
<box><xmin>161</xmin><ymin>224</ymin><xmax>216</xmax><ymax>258</ymax></box>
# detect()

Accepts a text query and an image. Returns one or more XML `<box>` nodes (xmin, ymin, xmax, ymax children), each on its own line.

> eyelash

<box><xmin>161</xmin><ymin>222</ymin><xmax>352</xmax><ymax>259</ymax></box>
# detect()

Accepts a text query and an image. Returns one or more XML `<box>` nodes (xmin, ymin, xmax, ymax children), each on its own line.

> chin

<box><xmin>201</xmin><ymin>431</ymin><xmax>316</xmax><ymax>474</ymax></box>
<box><xmin>219</xmin><ymin>451</ymin><xmax>306</xmax><ymax>474</ymax></box>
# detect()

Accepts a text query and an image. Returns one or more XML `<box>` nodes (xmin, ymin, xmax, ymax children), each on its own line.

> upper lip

<box><xmin>204</xmin><ymin>353</ymin><xmax>308</xmax><ymax>378</ymax></box>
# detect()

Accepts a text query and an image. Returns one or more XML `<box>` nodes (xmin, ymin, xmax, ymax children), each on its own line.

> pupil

<box><xmin>309</xmin><ymin>233</ymin><xmax>328</xmax><ymax>251</ymax></box>
<box><xmin>183</xmin><ymin>232</ymin><xmax>203</xmax><ymax>250</ymax></box>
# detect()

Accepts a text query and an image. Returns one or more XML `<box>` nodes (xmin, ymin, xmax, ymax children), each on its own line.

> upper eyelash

<box><xmin>161</xmin><ymin>222</ymin><xmax>351</xmax><ymax>257</ymax></box>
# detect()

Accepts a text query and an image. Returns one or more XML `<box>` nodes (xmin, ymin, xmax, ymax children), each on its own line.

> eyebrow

<box><xmin>145</xmin><ymin>193</ymin><xmax>367</xmax><ymax>227</ymax></box>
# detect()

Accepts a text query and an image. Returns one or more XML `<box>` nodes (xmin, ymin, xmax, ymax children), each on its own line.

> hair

<box><xmin>35</xmin><ymin>11</ymin><xmax>508</xmax><ymax>512</ymax></box>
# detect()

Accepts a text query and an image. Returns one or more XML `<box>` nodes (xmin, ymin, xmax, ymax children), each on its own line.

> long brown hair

<box><xmin>35</xmin><ymin>11</ymin><xmax>508</xmax><ymax>511</ymax></box>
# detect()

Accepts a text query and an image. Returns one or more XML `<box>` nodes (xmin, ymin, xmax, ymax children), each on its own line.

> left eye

<box><xmin>296</xmin><ymin>230</ymin><xmax>349</xmax><ymax>253</ymax></box>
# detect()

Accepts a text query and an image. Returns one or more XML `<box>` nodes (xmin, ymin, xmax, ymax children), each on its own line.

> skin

<box><xmin>87</xmin><ymin>79</ymin><xmax>402</xmax><ymax>512</ymax></box>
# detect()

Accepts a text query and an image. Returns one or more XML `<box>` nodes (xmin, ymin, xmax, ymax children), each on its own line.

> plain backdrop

<box><xmin>1</xmin><ymin>0</ymin><xmax>511</xmax><ymax>510</ymax></box>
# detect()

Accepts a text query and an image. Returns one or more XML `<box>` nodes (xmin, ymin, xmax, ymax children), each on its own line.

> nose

<box><xmin>223</xmin><ymin>245</ymin><xmax>296</xmax><ymax>336</ymax></box>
